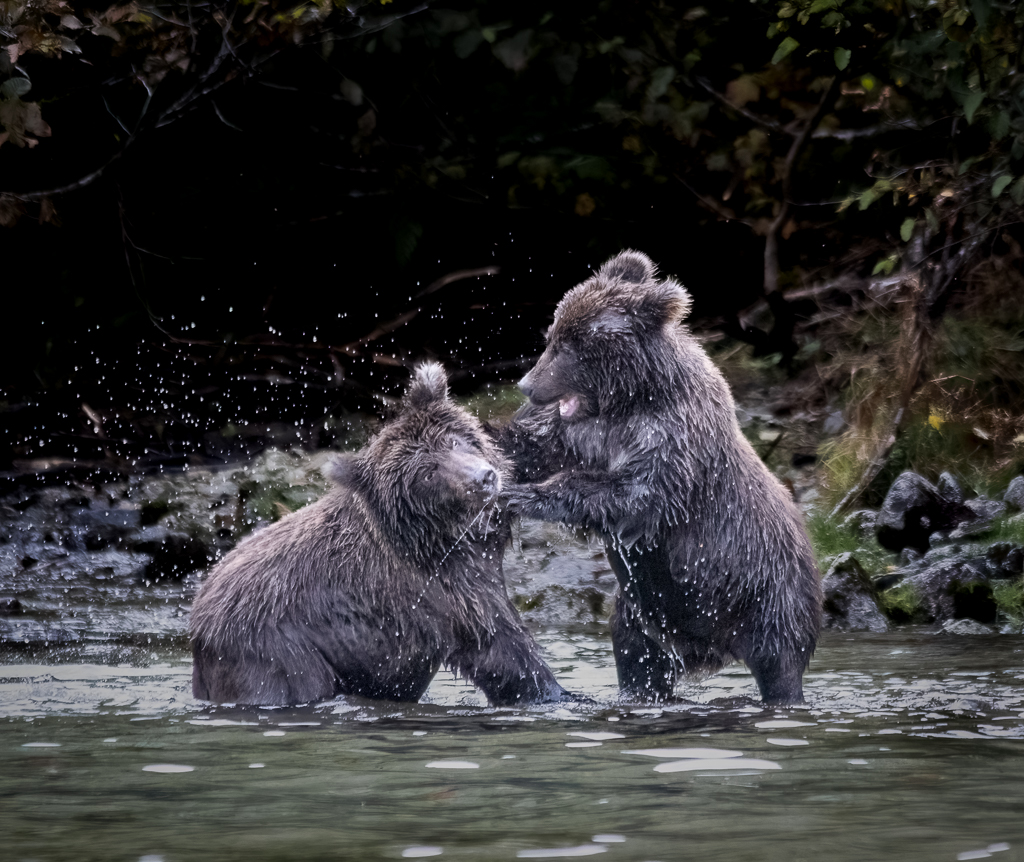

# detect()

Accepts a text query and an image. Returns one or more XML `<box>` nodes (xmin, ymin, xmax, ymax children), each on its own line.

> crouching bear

<box><xmin>191</xmin><ymin>362</ymin><xmax>569</xmax><ymax>707</ymax></box>
<box><xmin>502</xmin><ymin>251</ymin><xmax>822</xmax><ymax>705</ymax></box>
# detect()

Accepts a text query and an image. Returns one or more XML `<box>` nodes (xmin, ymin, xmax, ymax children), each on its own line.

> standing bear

<box><xmin>502</xmin><ymin>251</ymin><xmax>822</xmax><ymax>705</ymax></box>
<box><xmin>191</xmin><ymin>362</ymin><xmax>569</xmax><ymax>707</ymax></box>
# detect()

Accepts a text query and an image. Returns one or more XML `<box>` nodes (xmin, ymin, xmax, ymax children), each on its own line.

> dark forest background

<box><xmin>3</xmin><ymin>0</ymin><xmax>1024</xmax><ymax>510</ymax></box>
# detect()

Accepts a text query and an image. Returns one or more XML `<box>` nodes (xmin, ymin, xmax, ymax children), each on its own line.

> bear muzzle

<box><xmin>519</xmin><ymin>367</ymin><xmax>565</xmax><ymax>408</ymax></box>
<box><xmin>447</xmin><ymin>451</ymin><xmax>502</xmax><ymax>505</ymax></box>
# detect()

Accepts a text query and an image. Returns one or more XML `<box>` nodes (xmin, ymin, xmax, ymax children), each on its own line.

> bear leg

<box><xmin>610</xmin><ymin>594</ymin><xmax>678</xmax><ymax>701</ymax></box>
<box><xmin>453</xmin><ymin>614</ymin><xmax>570</xmax><ymax>706</ymax></box>
<box><xmin>746</xmin><ymin>651</ymin><xmax>806</xmax><ymax>705</ymax></box>
<box><xmin>192</xmin><ymin>643</ymin><xmax>337</xmax><ymax>706</ymax></box>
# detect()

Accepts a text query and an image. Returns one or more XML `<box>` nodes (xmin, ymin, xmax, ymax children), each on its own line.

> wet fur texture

<box><xmin>502</xmin><ymin>251</ymin><xmax>822</xmax><ymax>705</ymax></box>
<box><xmin>191</xmin><ymin>363</ymin><xmax>567</xmax><ymax>707</ymax></box>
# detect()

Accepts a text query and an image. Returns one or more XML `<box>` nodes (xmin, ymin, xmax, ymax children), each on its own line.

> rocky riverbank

<box><xmin>821</xmin><ymin>471</ymin><xmax>1024</xmax><ymax>635</ymax></box>
<box><xmin>2</xmin><ymin>451</ymin><xmax>1023</xmax><ymax>667</ymax></box>
<box><xmin>0</xmin><ymin>447</ymin><xmax>618</xmax><ymax>666</ymax></box>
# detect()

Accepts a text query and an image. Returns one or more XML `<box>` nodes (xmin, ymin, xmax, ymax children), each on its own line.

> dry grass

<box><xmin>815</xmin><ymin>247</ymin><xmax>1024</xmax><ymax>506</ymax></box>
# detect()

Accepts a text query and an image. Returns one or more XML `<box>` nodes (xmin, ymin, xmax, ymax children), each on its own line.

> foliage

<box><xmin>456</xmin><ymin>382</ymin><xmax>525</xmax><ymax>425</ymax></box>
<box><xmin>988</xmin><ymin>514</ymin><xmax>1024</xmax><ymax>546</ymax></box>
<box><xmin>806</xmin><ymin>511</ymin><xmax>896</xmax><ymax>575</ymax></box>
<box><xmin>0</xmin><ymin>0</ymin><xmax>423</xmax><ymax>220</ymax></box>
<box><xmin>797</xmin><ymin>0</ymin><xmax>1024</xmax><ymax>269</ymax></box>
<box><xmin>817</xmin><ymin>253</ymin><xmax>1024</xmax><ymax>505</ymax></box>
<box><xmin>879</xmin><ymin>580</ymin><xmax>923</xmax><ymax>622</ymax></box>
<box><xmin>806</xmin><ymin>512</ymin><xmax>863</xmax><ymax>566</ymax></box>
<box><xmin>6</xmin><ymin>0</ymin><xmax>1024</xmax><ymax>314</ymax></box>
<box><xmin>3</xmin><ymin>0</ymin><xmax>1024</xmax><ymax>479</ymax></box>
<box><xmin>6</xmin><ymin>0</ymin><xmax>1023</xmax><ymax>237</ymax></box>
<box><xmin>993</xmin><ymin>578</ymin><xmax>1024</xmax><ymax>623</ymax></box>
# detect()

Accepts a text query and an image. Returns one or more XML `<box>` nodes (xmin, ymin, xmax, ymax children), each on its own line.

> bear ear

<box><xmin>406</xmin><ymin>361</ymin><xmax>450</xmax><ymax>409</ymax></box>
<box><xmin>598</xmin><ymin>250</ymin><xmax>657</xmax><ymax>284</ymax></box>
<box><xmin>649</xmin><ymin>279</ymin><xmax>693</xmax><ymax>324</ymax></box>
<box><xmin>327</xmin><ymin>453</ymin><xmax>365</xmax><ymax>489</ymax></box>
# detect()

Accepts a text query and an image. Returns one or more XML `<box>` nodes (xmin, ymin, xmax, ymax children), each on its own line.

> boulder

<box><xmin>941</xmin><ymin>619</ymin><xmax>996</xmax><ymax>635</ymax></box>
<box><xmin>876</xmin><ymin>471</ymin><xmax>973</xmax><ymax>552</ymax></box>
<box><xmin>129</xmin><ymin>525</ymin><xmax>211</xmax><ymax>581</ymax></box>
<box><xmin>901</xmin><ymin>560</ymin><xmax>997</xmax><ymax>625</ymax></box>
<box><xmin>882</xmin><ymin>537</ymin><xmax>1024</xmax><ymax>627</ymax></box>
<box><xmin>983</xmin><ymin>542</ymin><xmax>1024</xmax><ymax>579</ymax></box>
<box><xmin>1003</xmin><ymin>476</ymin><xmax>1024</xmax><ymax>511</ymax></box>
<box><xmin>937</xmin><ymin>472</ymin><xmax>966</xmax><ymax>504</ymax></box>
<box><xmin>893</xmin><ymin>540</ymin><xmax>1023</xmax><ymax>582</ymax></box>
<box><xmin>898</xmin><ymin>547</ymin><xmax>923</xmax><ymax>567</ymax></box>
<box><xmin>821</xmin><ymin>552</ymin><xmax>889</xmax><ymax>632</ymax></box>
<box><xmin>841</xmin><ymin>508</ymin><xmax>877</xmax><ymax>539</ymax></box>
<box><xmin>945</xmin><ymin>498</ymin><xmax>1006</xmax><ymax>541</ymax></box>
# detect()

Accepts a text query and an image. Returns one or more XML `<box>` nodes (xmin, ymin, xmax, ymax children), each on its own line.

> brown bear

<box><xmin>191</xmin><ymin>362</ymin><xmax>569</xmax><ymax>707</ymax></box>
<box><xmin>502</xmin><ymin>251</ymin><xmax>822</xmax><ymax>705</ymax></box>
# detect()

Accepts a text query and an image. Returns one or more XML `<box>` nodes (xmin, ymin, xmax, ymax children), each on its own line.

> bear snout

<box><xmin>476</xmin><ymin>465</ymin><xmax>499</xmax><ymax>494</ymax></box>
<box><xmin>519</xmin><ymin>360</ymin><xmax>563</xmax><ymax>407</ymax></box>
<box><xmin>446</xmin><ymin>451</ymin><xmax>502</xmax><ymax>503</ymax></box>
<box><xmin>466</xmin><ymin>462</ymin><xmax>501</xmax><ymax>505</ymax></box>
<box><xmin>518</xmin><ymin>372</ymin><xmax>537</xmax><ymax>401</ymax></box>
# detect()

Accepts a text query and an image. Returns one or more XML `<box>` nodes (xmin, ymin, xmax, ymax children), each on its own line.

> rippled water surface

<box><xmin>3</xmin><ymin>628</ymin><xmax>1023</xmax><ymax>862</ymax></box>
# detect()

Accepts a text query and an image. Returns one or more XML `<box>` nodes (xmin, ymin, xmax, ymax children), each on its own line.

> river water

<box><xmin>3</xmin><ymin>619</ymin><xmax>1023</xmax><ymax>862</ymax></box>
<box><xmin>2</xmin><ymin>484</ymin><xmax>1022</xmax><ymax>861</ymax></box>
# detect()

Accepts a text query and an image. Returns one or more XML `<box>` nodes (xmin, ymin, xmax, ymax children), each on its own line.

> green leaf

<box><xmin>924</xmin><ymin>208</ymin><xmax>940</xmax><ymax>235</ymax></box>
<box><xmin>858</xmin><ymin>180</ymin><xmax>892</xmax><ymax>210</ymax></box>
<box><xmin>958</xmin><ymin>155</ymin><xmax>981</xmax><ymax>176</ymax></box>
<box><xmin>0</xmin><ymin>77</ymin><xmax>30</xmax><ymax>99</ymax></box>
<box><xmin>453</xmin><ymin>29</ymin><xmax>484</xmax><ymax>59</ymax></box>
<box><xmin>834</xmin><ymin>47</ymin><xmax>851</xmax><ymax>71</ymax></box>
<box><xmin>392</xmin><ymin>217</ymin><xmax>423</xmax><ymax>267</ymax></box>
<box><xmin>771</xmin><ymin>37</ymin><xmax>800</xmax><ymax>66</ymax></box>
<box><xmin>565</xmin><ymin>155</ymin><xmax>613</xmax><ymax>181</ymax></box>
<box><xmin>990</xmin><ymin>110</ymin><xmax>1010</xmax><ymax>140</ymax></box>
<box><xmin>646</xmin><ymin>66</ymin><xmax>677</xmax><ymax>102</ymax></box>
<box><xmin>822</xmin><ymin>10</ymin><xmax>845</xmax><ymax>28</ymax></box>
<box><xmin>872</xmin><ymin>254</ymin><xmax>896</xmax><ymax>276</ymax></box>
<box><xmin>992</xmin><ymin>175</ymin><xmax>1012</xmax><ymax>197</ymax></box>
<box><xmin>971</xmin><ymin>0</ymin><xmax>993</xmax><ymax>30</ymax></box>
<box><xmin>900</xmin><ymin>217</ymin><xmax>915</xmax><ymax>242</ymax></box>
<box><xmin>962</xmin><ymin>91</ymin><xmax>984</xmax><ymax>124</ymax></box>
<box><xmin>1010</xmin><ymin>177</ymin><xmax>1024</xmax><ymax>206</ymax></box>
<box><xmin>496</xmin><ymin>151</ymin><xmax>521</xmax><ymax>169</ymax></box>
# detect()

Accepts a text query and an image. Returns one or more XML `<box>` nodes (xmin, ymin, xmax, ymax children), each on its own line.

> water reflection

<box><xmin>517</xmin><ymin>846</ymin><xmax>608</xmax><ymax>858</ymax></box>
<box><xmin>652</xmin><ymin>757</ymin><xmax>781</xmax><ymax>772</ymax></box>
<box><xmin>2</xmin><ymin>630</ymin><xmax>1023</xmax><ymax>861</ymax></box>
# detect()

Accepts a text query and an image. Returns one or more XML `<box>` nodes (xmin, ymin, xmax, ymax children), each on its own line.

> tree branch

<box><xmin>764</xmin><ymin>77</ymin><xmax>840</xmax><ymax>296</ymax></box>
<box><xmin>695</xmin><ymin>77</ymin><xmax>785</xmax><ymax>134</ymax></box>
<box><xmin>672</xmin><ymin>172</ymin><xmax>747</xmax><ymax>225</ymax></box>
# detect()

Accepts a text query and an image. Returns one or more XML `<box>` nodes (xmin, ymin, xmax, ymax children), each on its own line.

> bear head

<box><xmin>329</xmin><ymin>362</ymin><xmax>508</xmax><ymax>560</ymax></box>
<box><xmin>519</xmin><ymin>250</ymin><xmax>692</xmax><ymax>421</ymax></box>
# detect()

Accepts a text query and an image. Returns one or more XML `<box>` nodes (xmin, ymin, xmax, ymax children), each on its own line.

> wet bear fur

<box><xmin>191</xmin><ymin>363</ymin><xmax>568</xmax><ymax>707</ymax></box>
<box><xmin>502</xmin><ymin>251</ymin><xmax>822</xmax><ymax>705</ymax></box>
